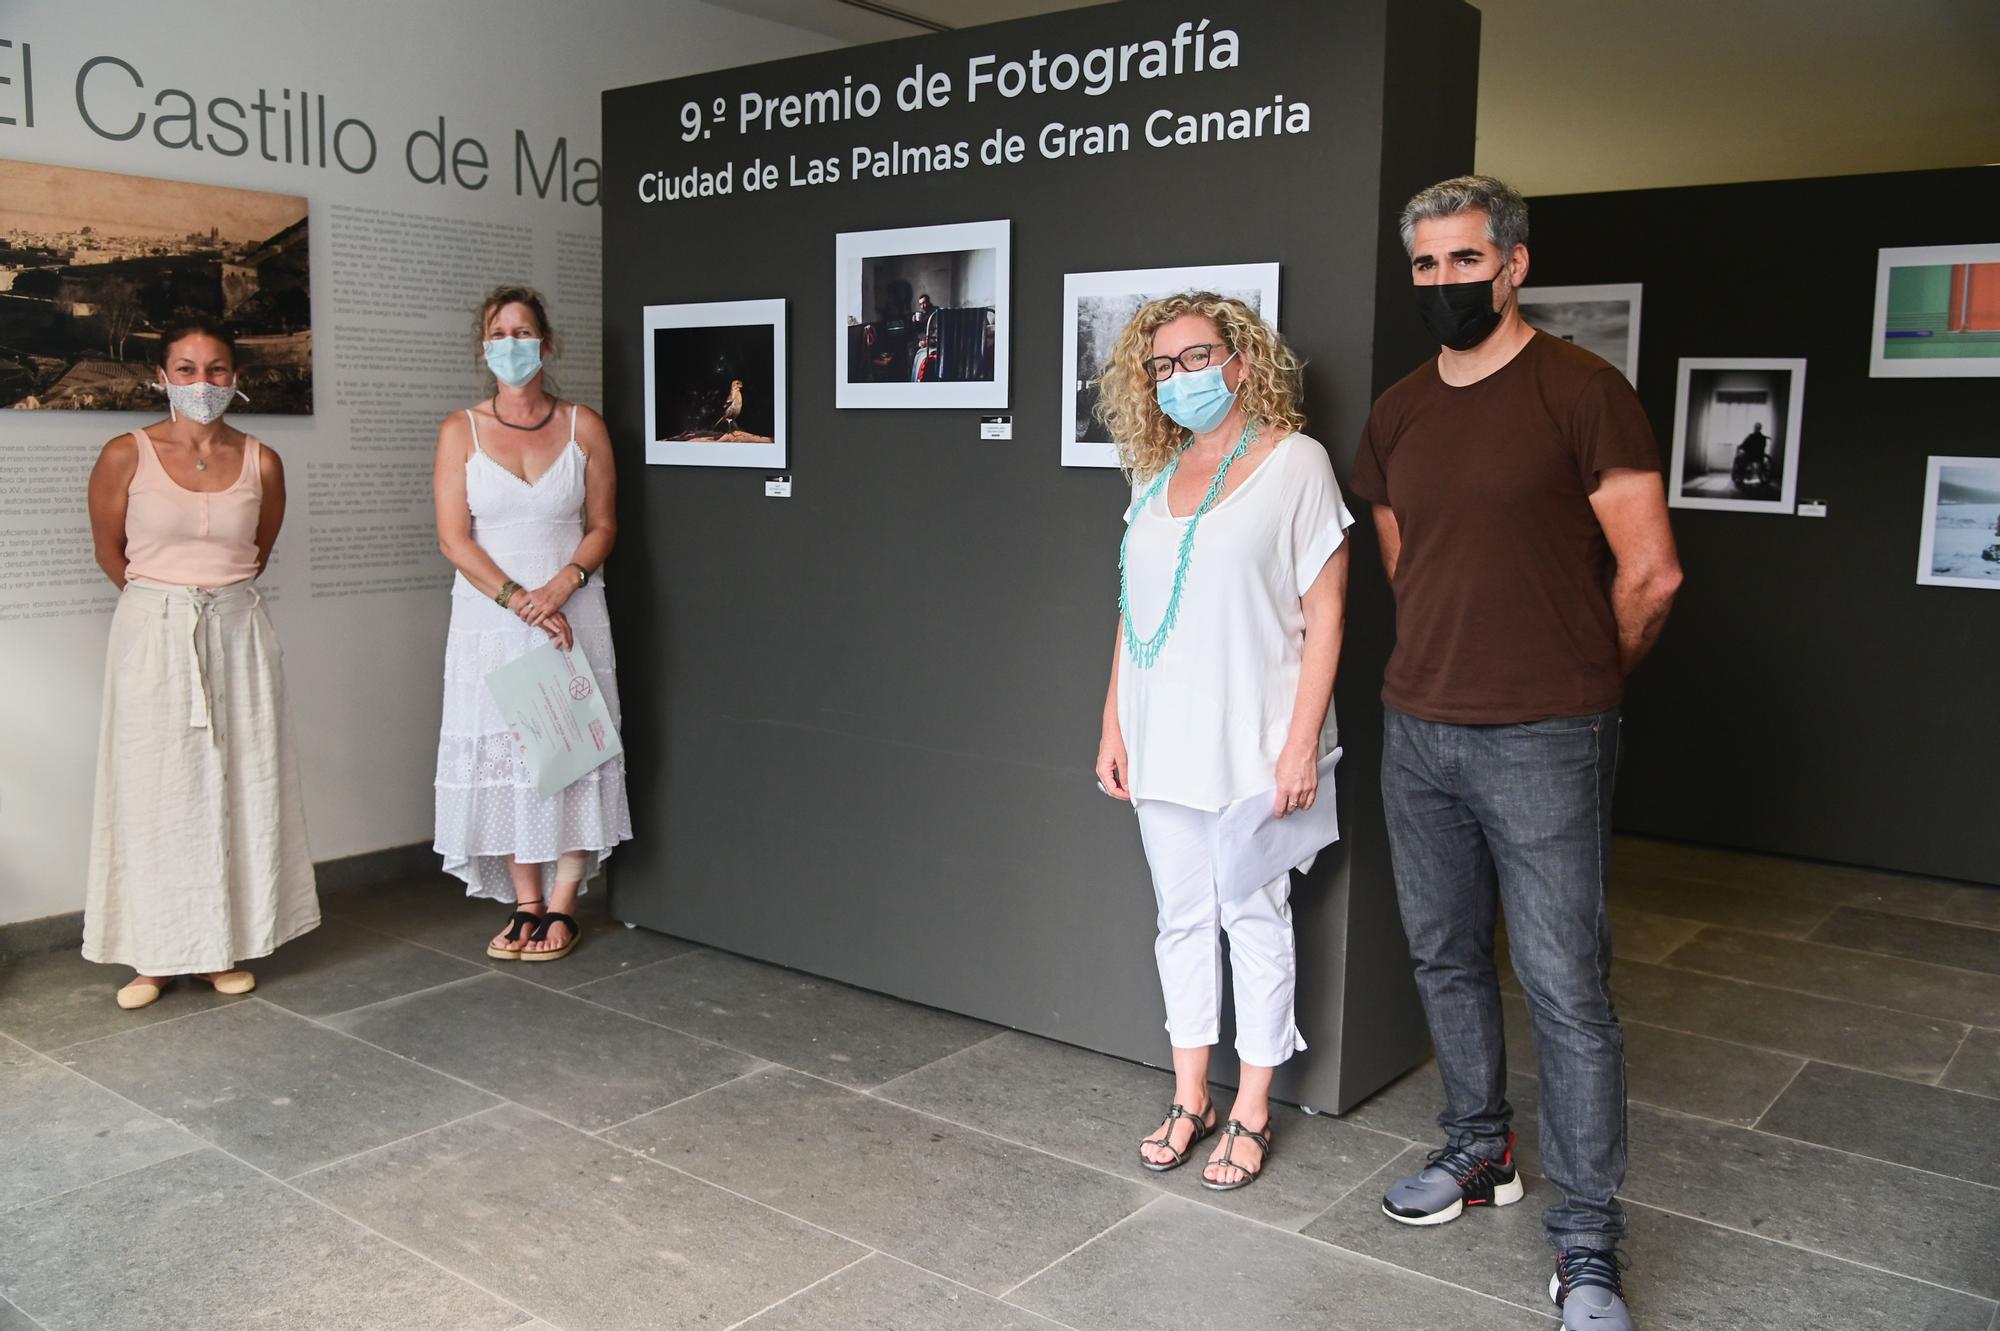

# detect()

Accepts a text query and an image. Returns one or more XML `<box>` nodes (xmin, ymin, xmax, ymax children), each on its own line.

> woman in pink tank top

<box><xmin>81</xmin><ymin>316</ymin><xmax>320</xmax><ymax>1010</ymax></box>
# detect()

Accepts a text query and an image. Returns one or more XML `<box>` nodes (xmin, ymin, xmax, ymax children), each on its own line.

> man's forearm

<box><xmin>1614</xmin><ymin>566</ymin><xmax>1681</xmax><ymax>673</ymax></box>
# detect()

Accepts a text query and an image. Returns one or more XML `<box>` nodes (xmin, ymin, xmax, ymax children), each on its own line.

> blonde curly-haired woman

<box><xmin>1093</xmin><ymin>293</ymin><xmax>1354</xmax><ymax>1191</ymax></box>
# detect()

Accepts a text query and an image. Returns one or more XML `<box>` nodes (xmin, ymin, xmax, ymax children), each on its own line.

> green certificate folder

<box><xmin>483</xmin><ymin>639</ymin><xmax>624</xmax><ymax>799</ymax></box>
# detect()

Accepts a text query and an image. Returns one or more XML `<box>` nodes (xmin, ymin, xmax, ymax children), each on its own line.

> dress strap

<box><xmin>463</xmin><ymin>407</ymin><xmax>483</xmax><ymax>458</ymax></box>
<box><xmin>238</xmin><ymin>436</ymin><xmax>264</xmax><ymax>495</ymax></box>
<box><xmin>128</xmin><ymin>429</ymin><xmax>161</xmax><ymax>488</ymax></box>
<box><xmin>568</xmin><ymin>404</ymin><xmax>579</xmax><ymax>445</ymax></box>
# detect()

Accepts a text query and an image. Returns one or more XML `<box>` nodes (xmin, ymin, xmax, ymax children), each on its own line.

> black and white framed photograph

<box><xmin>1916</xmin><ymin>456</ymin><xmax>2000</xmax><ymax>589</ymax></box>
<box><xmin>1870</xmin><ymin>243</ymin><xmax>2000</xmax><ymax>378</ymax></box>
<box><xmin>0</xmin><ymin>157</ymin><xmax>311</xmax><ymax>412</ymax></box>
<box><xmin>1060</xmin><ymin>262</ymin><xmax>1281</xmax><ymax>468</ymax></box>
<box><xmin>1668</xmin><ymin>358</ymin><xmax>1806</xmax><ymax>514</ymax></box>
<box><xmin>835</xmin><ymin>219</ymin><xmax>1009</xmax><ymax>410</ymax></box>
<box><xmin>1517</xmin><ymin>282</ymin><xmax>1642</xmax><ymax>384</ymax></box>
<box><xmin>643</xmin><ymin>298</ymin><xmax>786</xmax><ymax>468</ymax></box>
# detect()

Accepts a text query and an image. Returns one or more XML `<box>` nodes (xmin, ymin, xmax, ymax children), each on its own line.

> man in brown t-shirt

<box><xmin>1348</xmin><ymin>176</ymin><xmax>1681</xmax><ymax>1331</ymax></box>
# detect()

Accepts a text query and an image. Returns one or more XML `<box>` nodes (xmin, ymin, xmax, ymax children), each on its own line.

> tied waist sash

<box><xmin>122</xmin><ymin>578</ymin><xmax>263</xmax><ymax>732</ymax></box>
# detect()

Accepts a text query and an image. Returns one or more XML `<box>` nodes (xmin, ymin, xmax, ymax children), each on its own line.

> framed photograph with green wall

<box><xmin>1870</xmin><ymin>243</ymin><xmax>2000</xmax><ymax>377</ymax></box>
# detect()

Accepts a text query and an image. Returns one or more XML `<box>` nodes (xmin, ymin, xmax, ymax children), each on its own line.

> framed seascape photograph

<box><xmin>835</xmin><ymin>219</ymin><xmax>1009</xmax><ymax>410</ymax></box>
<box><xmin>1668</xmin><ymin>358</ymin><xmax>1806</xmax><ymax>514</ymax></box>
<box><xmin>0</xmin><ymin>158</ymin><xmax>311</xmax><ymax>412</ymax></box>
<box><xmin>1870</xmin><ymin>244</ymin><xmax>2000</xmax><ymax>378</ymax></box>
<box><xmin>1916</xmin><ymin>456</ymin><xmax>2000</xmax><ymax>589</ymax></box>
<box><xmin>1517</xmin><ymin>282</ymin><xmax>1642</xmax><ymax>384</ymax></box>
<box><xmin>1060</xmin><ymin>262</ymin><xmax>1282</xmax><ymax>468</ymax></box>
<box><xmin>643</xmin><ymin>298</ymin><xmax>786</xmax><ymax>468</ymax></box>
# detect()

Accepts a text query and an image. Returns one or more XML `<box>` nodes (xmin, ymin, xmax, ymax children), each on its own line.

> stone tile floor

<box><xmin>2</xmin><ymin>837</ymin><xmax>1996</xmax><ymax>1330</ymax></box>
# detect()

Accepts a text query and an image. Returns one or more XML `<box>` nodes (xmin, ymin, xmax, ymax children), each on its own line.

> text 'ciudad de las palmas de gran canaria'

<box><xmin>636</xmin><ymin>17</ymin><xmax>1313</xmax><ymax>204</ymax></box>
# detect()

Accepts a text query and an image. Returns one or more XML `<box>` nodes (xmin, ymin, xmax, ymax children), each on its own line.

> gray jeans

<box><xmin>1382</xmin><ymin>704</ymin><xmax>1627</xmax><ymax>1251</ymax></box>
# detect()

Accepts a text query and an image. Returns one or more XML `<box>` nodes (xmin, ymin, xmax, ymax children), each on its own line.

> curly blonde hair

<box><xmin>1094</xmin><ymin>292</ymin><xmax>1306</xmax><ymax>481</ymax></box>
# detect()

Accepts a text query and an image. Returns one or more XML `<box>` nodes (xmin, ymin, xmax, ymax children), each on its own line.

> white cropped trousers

<box><xmin>1134</xmin><ymin>799</ymin><xmax>1307</xmax><ymax>1069</ymax></box>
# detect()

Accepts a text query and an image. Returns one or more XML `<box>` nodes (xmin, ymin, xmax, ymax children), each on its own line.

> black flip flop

<box><xmin>518</xmin><ymin>912</ymin><xmax>579</xmax><ymax>962</ymax></box>
<box><xmin>486</xmin><ymin>903</ymin><xmax>545</xmax><ymax>960</ymax></box>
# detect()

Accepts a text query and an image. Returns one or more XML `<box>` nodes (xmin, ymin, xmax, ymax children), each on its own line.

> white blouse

<box><xmin>1117</xmin><ymin>432</ymin><xmax>1355</xmax><ymax>812</ymax></box>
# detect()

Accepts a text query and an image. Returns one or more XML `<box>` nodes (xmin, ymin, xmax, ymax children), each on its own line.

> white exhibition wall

<box><xmin>0</xmin><ymin>0</ymin><xmax>835</xmax><ymax>927</ymax></box>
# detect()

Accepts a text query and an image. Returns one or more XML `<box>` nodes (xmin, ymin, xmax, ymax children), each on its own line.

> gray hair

<box><xmin>1399</xmin><ymin>175</ymin><xmax>1530</xmax><ymax>258</ymax></box>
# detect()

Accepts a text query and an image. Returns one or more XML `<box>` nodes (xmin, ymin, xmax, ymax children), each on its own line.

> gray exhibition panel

<box><xmin>1529</xmin><ymin>167</ymin><xmax>2000</xmax><ymax>888</ymax></box>
<box><xmin>599</xmin><ymin>0</ymin><xmax>1478</xmax><ymax>1111</ymax></box>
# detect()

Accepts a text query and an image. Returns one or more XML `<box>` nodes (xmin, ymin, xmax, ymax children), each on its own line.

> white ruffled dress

<box><xmin>433</xmin><ymin>406</ymin><xmax>632</xmax><ymax>900</ymax></box>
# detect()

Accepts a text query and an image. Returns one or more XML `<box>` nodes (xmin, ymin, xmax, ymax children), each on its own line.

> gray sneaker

<box><xmin>1380</xmin><ymin>1131</ymin><xmax>1524</xmax><ymax>1225</ymax></box>
<box><xmin>1550</xmin><ymin>1246</ymin><xmax>1632</xmax><ymax>1330</ymax></box>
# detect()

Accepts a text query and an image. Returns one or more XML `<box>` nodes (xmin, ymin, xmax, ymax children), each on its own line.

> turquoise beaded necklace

<box><xmin>1118</xmin><ymin>416</ymin><xmax>1260</xmax><ymax>669</ymax></box>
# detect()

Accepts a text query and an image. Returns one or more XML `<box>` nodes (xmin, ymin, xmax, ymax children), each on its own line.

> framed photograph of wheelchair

<box><xmin>1916</xmin><ymin>456</ymin><xmax>2000</xmax><ymax>589</ymax></box>
<box><xmin>1667</xmin><ymin>358</ymin><xmax>1806</xmax><ymax>515</ymax></box>
<box><xmin>835</xmin><ymin>219</ymin><xmax>1010</xmax><ymax>410</ymax></box>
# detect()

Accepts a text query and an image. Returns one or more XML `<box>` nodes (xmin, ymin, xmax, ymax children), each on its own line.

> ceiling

<box><xmin>704</xmin><ymin>0</ymin><xmax>2000</xmax><ymax>196</ymax></box>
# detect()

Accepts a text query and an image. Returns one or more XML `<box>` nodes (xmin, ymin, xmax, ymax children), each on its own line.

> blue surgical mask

<box><xmin>484</xmin><ymin>337</ymin><xmax>543</xmax><ymax>387</ymax></box>
<box><xmin>1154</xmin><ymin>351</ymin><xmax>1239</xmax><ymax>433</ymax></box>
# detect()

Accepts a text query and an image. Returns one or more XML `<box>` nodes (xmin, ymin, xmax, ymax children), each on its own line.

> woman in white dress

<box><xmin>83</xmin><ymin>315</ymin><xmax>319</xmax><ymax>1008</ymax></box>
<box><xmin>1092</xmin><ymin>293</ymin><xmax>1353</xmax><ymax>1191</ymax></box>
<box><xmin>432</xmin><ymin>286</ymin><xmax>631</xmax><ymax>960</ymax></box>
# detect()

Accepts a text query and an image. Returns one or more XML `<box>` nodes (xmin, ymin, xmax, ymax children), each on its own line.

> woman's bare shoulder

<box><xmin>440</xmin><ymin>403</ymin><xmax>485</xmax><ymax>433</ymax></box>
<box><xmin>95</xmin><ymin>428</ymin><xmax>144</xmax><ymax>465</ymax></box>
<box><xmin>90</xmin><ymin>431</ymin><xmax>142</xmax><ymax>491</ymax></box>
<box><xmin>437</xmin><ymin>407</ymin><xmax>484</xmax><ymax>456</ymax></box>
<box><xmin>570</xmin><ymin>402</ymin><xmax>615</xmax><ymax>456</ymax></box>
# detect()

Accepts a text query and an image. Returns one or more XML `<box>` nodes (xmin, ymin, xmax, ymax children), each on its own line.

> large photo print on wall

<box><xmin>1517</xmin><ymin>282</ymin><xmax>1641</xmax><ymax>384</ymax></box>
<box><xmin>1061</xmin><ymin>262</ymin><xmax>1280</xmax><ymax>468</ymax></box>
<box><xmin>644</xmin><ymin>298</ymin><xmax>786</xmax><ymax>468</ymax></box>
<box><xmin>835</xmin><ymin>220</ymin><xmax>1009</xmax><ymax>410</ymax></box>
<box><xmin>0</xmin><ymin>158</ymin><xmax>311</xmax><ymax>412</ymax></box>
<box><xmin>1916</xmin><ymin>456</ymin><xmax>2000</xmax><ymax>589</ymax></box>
<box><xmin>1668</xmin><ymin>358</ymin><xmax>1806</xmax><ymax>514</ymax></box>
<box><xmin>1870</xmin><ymin>243</ymin><xmax>2000</xmax><ymax>378</ymax></box>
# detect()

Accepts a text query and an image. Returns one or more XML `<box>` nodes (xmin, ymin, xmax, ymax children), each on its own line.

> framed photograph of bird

<box><xmin>643</xmin><ymin>298</ymin><xmax>787</xmax><ymax>467</ymax></box>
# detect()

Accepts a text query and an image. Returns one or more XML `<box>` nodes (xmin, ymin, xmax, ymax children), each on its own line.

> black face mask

<box><xmin>1414</xmin><ymin>277</ymin><xmax>1504</xmax><ymax>351</ymax></box>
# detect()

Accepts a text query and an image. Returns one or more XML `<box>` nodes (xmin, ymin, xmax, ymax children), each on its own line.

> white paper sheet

<box><xmin>483</xmin><ymin>639</ymin><xmax>624</xmax><ymax>799</ymax></box>
<box><xmin>1212</xmin><ymin>748</ymin><xmax>1342</xmax><ymax>900</ymax></box>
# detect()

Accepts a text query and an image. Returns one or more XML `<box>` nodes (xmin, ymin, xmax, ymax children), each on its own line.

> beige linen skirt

<box><xmin>83</xmin><ymin>580</ymin><xmax>319</xmax><ymax>973</ymax></box>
